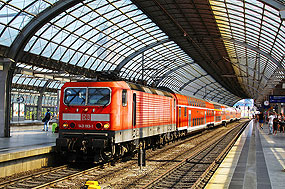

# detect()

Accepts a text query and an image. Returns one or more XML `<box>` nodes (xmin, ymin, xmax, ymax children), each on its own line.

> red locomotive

<box><xmin>56</xmin><ymin>81</ymin><xmax>241</xmax><ymax>162</ymax></box>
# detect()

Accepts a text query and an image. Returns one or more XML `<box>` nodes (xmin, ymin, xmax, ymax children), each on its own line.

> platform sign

<box><xmin>269</xmin><ymin>95</ymin><xmax>285</xmax><ymax>103</ymax></box>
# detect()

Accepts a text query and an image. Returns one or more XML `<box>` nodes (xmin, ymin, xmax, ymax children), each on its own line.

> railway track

<box><xmin>0</xmin><ymin>128</ymin><xmax>216</xmax><ymax>188</ymax></box>
<box><xmin>0</xmin><ymin>120</ymin><xmax>248</xmax><ymax>188</ymax></box>
<box><xmin>141</xmin><ymin>121</ymin><xmax>248</xmax><ymax>188</ymax></box>
<box><xmin>0</xmin><ymin>165</ymin><xmax>86</xmax><ymax>188</ymax></box>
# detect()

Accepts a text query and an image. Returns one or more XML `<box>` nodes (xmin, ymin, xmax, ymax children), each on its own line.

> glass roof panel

<box><xmin>6</xmin><ymin>0</ymin><xmax>276</xmax><ymax>104</ymax></box>
<box><xmin>210</xmin><ymin>0</ymin><xmax>284</xmax><ymax>101</ymax></box>
<box><xmin>0</xmin><ymin>0</ymin><xmax>57</xmax><ymax>46</ymax></box>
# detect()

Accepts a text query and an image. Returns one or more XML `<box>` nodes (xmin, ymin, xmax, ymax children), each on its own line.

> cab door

<box><xmin>188</xmin><ymin>110</ymin><xmax>192</xmax><ymax>128</ymax></box>
<box><xmin>132</xmin><ymin>93</ymin><xmax>137</xmax><ymax>138</ymax></box>
<box><xmin>205</xmin><ymin>111</ymin><xmax>206</xmax><ymax>125</ymax></box>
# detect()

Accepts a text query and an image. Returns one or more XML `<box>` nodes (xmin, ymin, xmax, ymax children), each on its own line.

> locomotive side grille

<box><xmin>136</xmin><ymin>92</ymin><xmax>172</xmax><ymax>127</ymax></box>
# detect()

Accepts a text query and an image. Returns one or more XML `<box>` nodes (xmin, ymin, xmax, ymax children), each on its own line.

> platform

<box><xmin>0</xmin><ymin>124</ymin><xmax>58</xmax><ymax>177</ymax></box>
<box><xmin>206</xmin><ymin>120</ymin><xmax>285</xmax><ymax>189</ymax></box>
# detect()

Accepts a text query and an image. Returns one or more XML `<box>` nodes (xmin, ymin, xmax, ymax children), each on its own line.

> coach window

<box><xmin>179</xmin><ymin>107</ymin><xmax>181</xmax><ymax>117</ymax></box>
<box><xmin>184</xmin><ymin>107</ymin><xmax>187</xmax><ymax>117</ymax></box>
<box><xmin>122</xmin><ymin>89</ymin><xmax>127</xmax><ymax>106</ymax></box>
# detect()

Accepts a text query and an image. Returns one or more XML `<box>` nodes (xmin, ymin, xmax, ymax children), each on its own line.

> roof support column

<box><xmin>37</xmin><ymin>81</ymin><xmax>51</xmax><ymax>121</ymax></box>
<box><xmin>37</xmin><ymin>95</ymin><xmax>43</xmax><ymax>121</ymax></box>
<box><xmin>0</xmin><ymin>58</ymin><xmax>14</xmax><ymax>137</ymax></box>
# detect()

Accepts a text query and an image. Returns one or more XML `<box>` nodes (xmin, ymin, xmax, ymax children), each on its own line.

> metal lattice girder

<box><xmin>7</xmin><ymin>0</ymin><xmax>81</xmax><ymax>61</ymax></box>
<box><xmin>114</xmin><ymin>38</ymin><xmax>170</xmax><ymax>73</ymax></box>
<box><xmin>259</xmin><ymin>0</ymin><xmax>285</xmax><ymax>11</ymax></box>
<box><xmin>156</xmin><ymin>62</ymin><xmax>193</xmax><ymax>86</ymax></box>
<box><xmin>179</xmin><ymin>75</ymin><xmax>208</xmax><ymax>91</ymax></box>
<box><xmin>11</xmin><ymin>83</ymin><xmax>57</xmax><ymax>93</ymax></box>
<box><xmin>203</xmin><ymin>87</ymin><xmax>226</xmax><ymax>99</ymax></box>
<box><xmin>193</xmin><ymin>82</ymin><xmax>215</xmax><ymax>96</ymax></box>
<box><xmin>223</xmin><ymin>38</ymin><xmax>283</xmax><ymax>69</ymax></box>
<box><xmin>0</xmin><ymin>0</ymin><xmax>283</xmax><ymax>107</ymax></box>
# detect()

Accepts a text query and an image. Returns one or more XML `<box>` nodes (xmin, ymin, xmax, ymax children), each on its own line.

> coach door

<box><xmin>132</xmin><ymin>93</ymin><xmax>137</xmax><ymax>138</ymax></box>
<box><xmin>188</xmin><ymin>110</ymin><xmax>191</xmax><ymax>128</ymax></box>
<box><xmin>205</xmin><ymin>111</ymin><xmax>206</xmax><ymax>125</ymax></box>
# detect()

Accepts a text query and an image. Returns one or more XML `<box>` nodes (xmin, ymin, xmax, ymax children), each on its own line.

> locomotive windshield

<box><xmin>64</xmin><ymin>88</ymin><xmax>86</xmax><ymax>105</ymax></box>
<box><xmin>64</xmin><ymin>87</ymin><xmax>110</xmax><ymax>106</ymax></box>
<box><xmin>87</xmin><ymin>88</ymin><xmax>110</xmax><ymax>106</ymax></box>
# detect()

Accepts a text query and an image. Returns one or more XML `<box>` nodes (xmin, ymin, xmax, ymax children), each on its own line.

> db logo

<box><xmin>82</xmin><ymin>114</ymin><xmax>91</xmax><ymax>121</ymax></box>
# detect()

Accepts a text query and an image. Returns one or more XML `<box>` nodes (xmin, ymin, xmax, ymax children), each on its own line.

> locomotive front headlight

<box><xmin>103</xmin><ymin>123</ymin><xmax>110</xmax><ymax>129</ymax></box>
<box><xmin>63</xmin><ymin>123</ymin><xmax>69</xmax><ymax>128</ymax></box>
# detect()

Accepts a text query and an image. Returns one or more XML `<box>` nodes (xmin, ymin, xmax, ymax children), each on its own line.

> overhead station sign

<box><xmin>269</xmin><ymin>95</ymin><xmax>285</xmax><ymax>103</ymax></box>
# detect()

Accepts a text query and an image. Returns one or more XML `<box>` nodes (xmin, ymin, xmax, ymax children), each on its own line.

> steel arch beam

<box><xmin>193</xmin><ymin>82</ymin><xmax>215</xmax><ymax>96</ymax></box>
<box><xmin>205</xmin><ymin>76</ymin><xmax>260</xmax><ymax>100</ymax></box>
<box><xmin>259</xmin><ymin>0</ymin><xmax>285</xmax><ymax>11</ymax></box>
<box><xmin>7</xmin><ymin>0</ymin><xmax>82</xmax><ymax>61</ymax></box>
<box><xmin>211</xmin><ymin>93</ymin><xmax>240</xmax><ymax>106</ymax></box>
<box><xmin>203</xmin><ymin>87</ymin><xmax>224</xmax><ymax>99</ymax></box>
<box><xmin>114</xmin><ymin>38</ymin><xmax>170</xmax><ymax>73</ymax></box>
<box><xmin>222</xmin><ymin>38</ymin><xmax>283</xmax><ymax>69</ymax></box>
<box><xmin>156</xmin><ymin>62</ymin><xmax>193</xmax><ymax>86</ymax></box>
<box><xmin>179</xmin><ymin>74</ymin><xmax>208</xmax><ymax>91</ymax></box>
<box><xmin>211</xmin><ymin>93</ymin><xmax>220</xmax><ymax>101</ymax></box>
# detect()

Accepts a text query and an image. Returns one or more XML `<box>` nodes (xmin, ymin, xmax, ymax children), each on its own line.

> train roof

<box><xmin>70</xmin><ymin>80</ymin><xmax>234</xmax><ymax>108</ymax></box>
<box><xmin>126</xmin><ymin>82</ymin><xmax>173</xmax><ymax>98</ymax></box>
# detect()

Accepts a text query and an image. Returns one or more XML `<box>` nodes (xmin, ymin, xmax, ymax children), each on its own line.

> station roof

<box><xmin>0</xmin><ymin>0</ymin><xmax>284</xmax><ymax>106</ymax></box>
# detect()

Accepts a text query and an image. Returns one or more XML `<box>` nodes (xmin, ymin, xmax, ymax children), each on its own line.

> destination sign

<box><xmin>269</xmin><ymin>95</ymin><xmax>285</xmax><ymax>103</ymax></box>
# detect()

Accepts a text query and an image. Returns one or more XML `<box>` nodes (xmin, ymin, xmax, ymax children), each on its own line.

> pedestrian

<box><xmin>258</xmin><ymin>112</ymin><xmax>264</xmax><ymax>129</ymax></box>
<box><xmin>267</xmin><ymin>112</ymin><xmax>275</xmax><ymax>135</ymax></box>
<box><xmin>279</xmin><ymin>113</ymin><xmax>284</xmax><ymax>133</ymax></box>
<box><xmin>273</xmin><ymin>114</ymin><xmax>279</xmax><ymax>136</ymax></box>
<box><xmin>42</xmin><ymin>109</ymin><xmax>51</xmax><ymax>131</ymax></box>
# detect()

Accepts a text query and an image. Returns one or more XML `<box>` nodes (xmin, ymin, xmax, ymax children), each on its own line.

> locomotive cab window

<box><xmin>122</xmin><ymin>89</ymin><xmax>127</xmax><ymax>106</ymax></box>
<box><xmin>64</xmin><ymin>88</ymin><xmax>86</xmax><ymax>105</ymax></box>
<box><xmin>88</xmin><ymin>88</ymin><xmax>111</xmax><ymax>106</ymax></box>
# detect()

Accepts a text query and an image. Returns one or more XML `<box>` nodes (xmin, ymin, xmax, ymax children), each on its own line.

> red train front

<box><xmin>56</xmin><ymin>81</ymin><xmax>175</xmax><ymax>162</ymax></box>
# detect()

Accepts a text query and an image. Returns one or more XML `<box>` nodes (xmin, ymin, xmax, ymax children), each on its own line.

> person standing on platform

<box><xmin>268</xmin><ymin>112</ymin><xmax>275</xmax><ymax>135</ymax></box>
<box><xmin>43</xmin><ymin>109</ymin><xmax>51</xmax><ymax>131</ymax></box>
<box><xmin>273</xmin><ymin>114</ymin><xmax>279</xmax><ymax>136</ymax></box>
<box><xmin>258</xmin><ymin>112</ymin><xmax>264</xmax><ymax>129</ymax></box>
<box><xmin>278</xmin><ymin>113</ymin><xmax>284</xmax><ymax>133</ymax></box>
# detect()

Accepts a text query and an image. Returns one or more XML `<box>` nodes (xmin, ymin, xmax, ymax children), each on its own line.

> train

<box><xmin>56</xmin><ymin>81</ymin><xmax>241</xmax><ymax>162</ymax></box>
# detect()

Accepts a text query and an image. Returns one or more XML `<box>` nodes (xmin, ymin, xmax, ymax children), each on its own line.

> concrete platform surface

<box><xmin>0</xmin><ymin>127</ymin><xmax>58</xmax><ymax>155</ymax></box>
<box><xmin>206</xmin><ymin>120</ymin><xmax>285</xmax><ymax>189</ymax></box>
<box><xmin>0</xmin><ymin>125</ymin><xmax>58</xmax><ymax>177</ymax></box>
